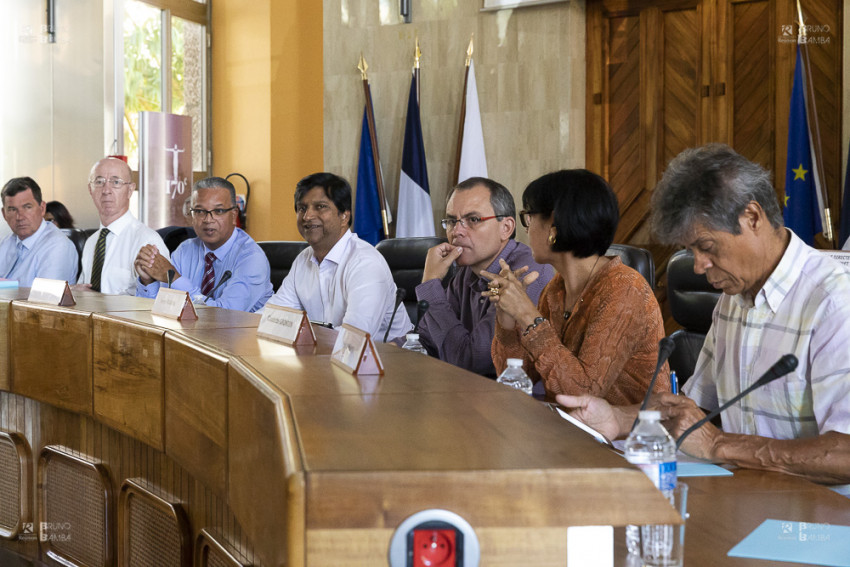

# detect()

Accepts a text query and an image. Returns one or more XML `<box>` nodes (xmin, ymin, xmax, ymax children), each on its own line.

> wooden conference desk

<box><xmin>0</xmin><ymin>289</ymin><xmax>847</xmax><ymax>566</ymax></box>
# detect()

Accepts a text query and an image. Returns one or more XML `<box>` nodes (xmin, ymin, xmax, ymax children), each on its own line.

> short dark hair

<box><xmin>45</xmin><ymin>201</ymin><xmax>75</xmax><ymax>229</ymax></box>
<box><xmin>522</xmin><ymin>170</ymin><xmax>619</xmax><ymax>258</ymax></box>
<box><xmin>295</xmin><ymin>172</ymin><xmax>352</xmax><ymax>226</ymax></box>
<box><xmin>2</xmin><ymin>177</ymin><xmax>43</xmax><ymax>206</ymax></box>
<box><xmin>194</xmin><ymin>177</ymin><xmax>237</xmax><ymax>206</ymax></box>
<box><xmin>450</xmin><ymin>177</ymin><xmax>516</xmax><ymax>219</ymax></box>
<box><xmin>650</xmin><ymin>144</ymin><xmax>783</xmax><ymax>245</ymax></box>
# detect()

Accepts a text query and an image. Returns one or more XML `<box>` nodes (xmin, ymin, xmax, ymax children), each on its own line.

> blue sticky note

<box><xmin>0</xmin><ymin>280</ymin><xmax>18</xmax><ymax>289</ymax></box>
<box><xmin>677</xmin><ymin>462</ymin><xmax>733</xmax><ymax>477</ymax></box>
<box><xmin>728</xmin><ymin>519</ymin><xmax>850</xmax><ymax>566</ymax></box>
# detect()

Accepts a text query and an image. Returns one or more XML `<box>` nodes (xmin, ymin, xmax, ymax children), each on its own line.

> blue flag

<box><xmin>783</xmin><ymin>46</ymin><xmax>822</xmax><ymax>245</ymax></box>
<box><xmin>396</xmin><ymin>73</ymin><xmax>435</xmax><ymax>237</ymax></box>
<box><xmin>840</xmin><ymin>142</ymin><xmax>850</xmax><ymax>249</ymax></box>
<box><xmin>354</xmin><ymin>107</ymin><xmax>384</xmax><ymax>245</ymax></box>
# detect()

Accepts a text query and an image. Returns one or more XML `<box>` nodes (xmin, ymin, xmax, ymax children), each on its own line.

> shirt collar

<box><xmin>312</xmin><ymin>229</ymin><xmax>353</xmax><ymax>267</ymax></box>
<box><xmin>203</xmin><ymin>227</ymin><xmax>240</xmax><ymax>259</ymax></box>
<box><xmin>748</xmin><ymin>228</ymin><xmax>801</xmax><ymax>312</ymax></box>
<box><xmin>101</xmin><ymin>210</ymin><xmax>135</xmax><ymax>235</ymax></box>
<box><xmin>17</xmin><ymin>219</ymin><xmax>50</xmax><ymax>250</ymax></box>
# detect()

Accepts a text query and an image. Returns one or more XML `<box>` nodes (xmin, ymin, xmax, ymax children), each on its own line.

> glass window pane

<box><xmin>172</xmin><ymin>17</ymin><xmax>205</xmax><ymax>171</ymax></box>
<box><xmin>123</xmin><ymin>0</ymin><xmax>162</xmax><ymax>168</ymax></box>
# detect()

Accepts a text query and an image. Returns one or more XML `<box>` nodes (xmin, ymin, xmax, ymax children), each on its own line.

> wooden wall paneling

<box><xmin>586</xmin><ymin>1</ymin><xmax>609</xmax><ymax>178</ymax></box>
<box><xmin>0</xmin><ymin>299</ymin><xmax>10</xmax><ymax>392</ymax></box>
<box><xmin>92</xmin><ymin>315</ymin><xmax>165</xmax><ymax>452</ymax></box>
<box><xmin>9</xmin><ymin>302</ymin><xmax>92</xmax><ymax>416</ymax></box>
<box><xmin>163</xmin><ymin>332</ymin><xmax>230</xmax><ymax>496</ymax></box>
<box><xmin>228</xmin><ymin>358</ymin><xmax>304</xmax><ymax>567</ymax></box>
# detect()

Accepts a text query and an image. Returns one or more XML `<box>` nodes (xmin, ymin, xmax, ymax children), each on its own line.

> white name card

<box><xmin>823</xmin><ymin>250</ymin><xmax>850</xmax><ymax>267</ymax></box>
<box><xmin>331</xmin><ymin>323</ymin><xmax>384</xmax><ymax>376</ymax></box>
<box><xmin>257</xmin><ymin>305</ymin><xmax>316</xmax><ymax>346</ymax></box>
<box><xmin>152</xmin><ymin>287</ymin><xmax>198</xmax><ymax>320</ymax></box>
<box><xmin>28</xmin><ymin>278</ymin><xmax>75</xmax><ymax>306</ymax></box>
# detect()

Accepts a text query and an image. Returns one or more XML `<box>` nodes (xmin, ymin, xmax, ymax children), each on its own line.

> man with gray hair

<box><xmin>134</xmin><ymin>177</ymin><xmax>272</xmax><ymax>312</ymax></box>
<box><xmin>416</xmin><ymin>177</ymin><xmax>554</xmax><ymax>377</ymax></box>
<box><xmin>559</xmin><ymin>144</ymin><xmax>850</xmax><ymax>486</ymax></box>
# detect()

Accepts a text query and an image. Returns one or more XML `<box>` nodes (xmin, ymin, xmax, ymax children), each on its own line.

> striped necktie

<box><xmin>4</xmin><ymin>241</ymin><xmax>25</xmax><ymax>279</ymax></box>
<box><xmin>200</xmin><ymin>252</ymin><xmax>216</xmax><ymax>296</ymax></box>
<box><xmin>90</xmin><ymin>228</ymin><xmax>110</xmax><ymax>292</ymax></box>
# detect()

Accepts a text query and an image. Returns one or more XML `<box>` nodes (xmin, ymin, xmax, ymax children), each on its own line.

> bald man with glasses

<box><xmin>79</xmin><ymin>157</ymin><xmax>169</xmax><ymax>295</ymax></box>
<box><xmin>134</xmin><ymin>177</ymin><xmax>272</xmax><ymax>312</ymax></box>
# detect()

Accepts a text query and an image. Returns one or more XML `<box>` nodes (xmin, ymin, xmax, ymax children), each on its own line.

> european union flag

<box><xmin>354</xmin><ymin>107</ymin><xmax>384</xmax><ymax>245</ymax></box>
<box><xmin>783</xmin><ymin>46</ymin><xmax>822</xmax><ymax>245</ymax></box>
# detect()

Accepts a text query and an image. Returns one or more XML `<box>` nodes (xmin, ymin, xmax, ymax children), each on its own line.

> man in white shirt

<box><xmin>559</xmin><ymin>144</ymin><xmax>850</xmax><ymax>486</ymax></box>
<box><xmin>79</xmin><ymin>157</ymin><xmax>169</xmax><ymax>295</ymax></box>
<box><xmin>265</xmin><ymin>172</ymin><xmax>412</xmax><ymax>342</ymax></box>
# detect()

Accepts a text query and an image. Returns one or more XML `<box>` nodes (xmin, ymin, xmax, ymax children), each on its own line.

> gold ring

<box><xmin>488</xmin><ymin>287</ymin><xmax>500</xmax><ymax>297</ymax></box>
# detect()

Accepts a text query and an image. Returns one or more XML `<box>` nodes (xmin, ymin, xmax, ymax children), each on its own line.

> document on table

<box><xmin>728</xmin><ymin>519</ymin><xmax>850</xmax><ymax>566</ymax></box>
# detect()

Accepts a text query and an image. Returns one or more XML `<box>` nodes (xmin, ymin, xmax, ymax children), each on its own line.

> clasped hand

<box><xmin>480</xmin><ymin>258</ymin><xmax>541</xmax><ymax>330</ymax></box>
<box><xmin>134</xmin><ymin>244</ymin><xmax>179</xmax><ymax>285</ymax></box>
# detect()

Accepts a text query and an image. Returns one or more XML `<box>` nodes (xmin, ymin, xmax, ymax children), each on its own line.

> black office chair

<box><xmin>258</xmin><ymin>241</ymin><xmax>309</xmax><ymax>291</ymax></box>
<box><xmin>375</xmin><ymin>236</ymin><xmax>448</xmax><ymax>324</ymax></box>
<box><xmin>666</xmin><ymin>250</ymin><xmax>722</xmax><ymax>385</ymax></box>
<box><xmin>606</xmin><ymin>243</ymin><xmax>655</xmax><ymax>289</ymax></box>
<box><xmin>61</xmin><ymin>228</ymin><xmax>92</xmax><ymax>280</ymax></box>
<box><xmin>156</xmin><ymin>226</ymin><xmax>197</xmax><ymax>254</ymax></box>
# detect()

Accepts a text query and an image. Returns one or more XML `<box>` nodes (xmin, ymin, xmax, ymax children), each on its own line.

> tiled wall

<box><xmin>324</xmin><ymin>0</ymin><xmax>586</xmax><ymax>240</ymax></box>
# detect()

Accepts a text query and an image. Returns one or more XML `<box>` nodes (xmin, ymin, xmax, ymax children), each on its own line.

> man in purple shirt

<box><xmin>416</xmin><ymin>177</ymin><xmax>554</xmax><ymax>377</ymax></box>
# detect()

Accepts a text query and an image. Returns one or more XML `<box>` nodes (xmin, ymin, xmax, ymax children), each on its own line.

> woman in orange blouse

<box><xmin>483</xmin><ymin>170</ymin><xmax>669</xmax><ymax>404</ymax></box>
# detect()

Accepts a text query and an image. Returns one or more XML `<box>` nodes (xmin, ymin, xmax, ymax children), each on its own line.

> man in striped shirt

<box><xmin>559</xmin><ymin>144</ymin><xmax>850</xmax><ymax>485</ymax></box>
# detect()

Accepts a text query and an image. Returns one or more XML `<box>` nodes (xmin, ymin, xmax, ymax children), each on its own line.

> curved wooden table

<box><xmin>0</xmin><ymin>288</ymin><xmax>847</xmax><ymax>566</ymax></box>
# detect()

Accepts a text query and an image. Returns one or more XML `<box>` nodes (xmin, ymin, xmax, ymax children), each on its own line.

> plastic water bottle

<box><xmin>624</xmin><ymin>410</ymin><xmax>677</xmax><ymax>563</ymax></box>
<box><xmin>497</xmin><ymin>358</ymin><xmax>533</xmax><ymax>395</ymax></box>
<box><xmin>401</xmin><ymin>333</ymin><xmax>428</xmax><ymax>355</ymax></box>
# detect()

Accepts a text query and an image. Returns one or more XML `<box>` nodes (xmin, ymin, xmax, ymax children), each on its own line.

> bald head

<box><xmin>88</xmin><ymin>157</ymin><xmax>135</xmax><ymax>226</ymax></box>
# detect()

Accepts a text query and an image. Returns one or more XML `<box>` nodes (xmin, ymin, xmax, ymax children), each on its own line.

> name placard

<box><xmin>331</xmin><ymin>323</ymin><xmax>384</xmax><ymax>376</ymax></box>
<box><xmin>152</xmin><ymin>287</ymin><xmax>198</xmax><ymax>320</ymax></box>
<box><xmin>257</xmin><ymin>305</ymin><xmax>316</xmax><ymax>346</ymax></box>
<box><xmin>28</xmin><ymin>278</ymin><xmax>75</xmax><ymax>306</ymax></box>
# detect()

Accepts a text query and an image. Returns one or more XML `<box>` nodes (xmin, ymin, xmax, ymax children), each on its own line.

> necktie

<box><xmin>4</xmin><ymin>241</ymin><xmax>25</xmax><ymax>279</ymax></box>
<box><xmin>200</xmin><ymin>252</ymin><xmax>216</xmax><ymax>296</ymax></box>
<box><xmin>90</xmin><ymin>228</ymin><xmax>110</xmax><ymax>292</ymax></box>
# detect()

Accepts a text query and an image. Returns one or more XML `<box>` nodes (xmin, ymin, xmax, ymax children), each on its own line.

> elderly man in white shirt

<box><xmin>78</xmin><ymin>157</ymin><xmax>169</xmax><ymax>295</ymax></box>
<box><xmin>265</xmin><ymin>172</ymin><xmax>412</xmax><ymax>342</ymax></box>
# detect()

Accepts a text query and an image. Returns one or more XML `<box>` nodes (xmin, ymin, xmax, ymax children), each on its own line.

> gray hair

<box><xmin>450</xmin><ymin>177</ymin><xmax>516</xmax><ymax>219</ymax></box>
<box><xmin>650</xmin><ymin>144</ymin><xmax>783</xmax><ymax>245</ymax></box>
<box><xmin>193</xmin><ymin>177</ymin><xmax>237</xmax><ymax>207</ymax></box>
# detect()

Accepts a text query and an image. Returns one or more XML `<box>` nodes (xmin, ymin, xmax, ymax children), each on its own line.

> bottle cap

<box><xmin>405</xmin><ymin>333</ymin><xmax>420</xmax><ymax>340</ymax></box>
<box><xmin>638</xmin><ymin>410</ymin><xmax>661</xmax><ymax>421</ymax></box>
<box><xmin>506</xmin><ymin>358</ymin><xmax>523</xmax><ymax>367</ymax></box>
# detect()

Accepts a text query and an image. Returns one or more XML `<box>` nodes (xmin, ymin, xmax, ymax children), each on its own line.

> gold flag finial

<box><xmin>414</xmin><ymin>37</ymin><xmax>421</xmax><ymax>70</ymax></box>
<box><xmin>465</xmin><ymin>34</ymin><xmax>474</xmax><ymax>66</ymax></box>
<box><xmin>357</xmin><ymin>53</ymin><xmax>368</xmax><ymax>80</ymax></box>
<box><xmin>796</xmin><ymin>0</ymin><xmax>806</xmax><ymax>38</ymax></box>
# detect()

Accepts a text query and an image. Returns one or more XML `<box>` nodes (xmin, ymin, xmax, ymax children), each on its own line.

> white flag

<box><xmin>457</xmin><ymin>60</ymin><xmax>488</xmax><ymax>182</ymax></box>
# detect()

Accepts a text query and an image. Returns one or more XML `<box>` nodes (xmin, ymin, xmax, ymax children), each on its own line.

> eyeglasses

<box><xmin>90</xmin><ymin>177</ymin><xmax>131</xmax><ymax>189</ymax></box>
<box><xmin>189</xmin><ymin>207</ymin><xmax>237</xmax><ymax>220</ymax></box>
<box><xmin>441</xmin><ymin>215</ymin><xmax>505</xmax><ymax>231</ymax></box>
<box><xmin>518</xmin><ymin>209</ymin><xmax>538</xmax><ymax>229</ymax></box>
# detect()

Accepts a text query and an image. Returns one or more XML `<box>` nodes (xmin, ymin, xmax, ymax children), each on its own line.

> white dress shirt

<box><xmin>0</xmin><ymin>220</ymin><xmax>78</xmax><ymax>286</ymax></box>
<box><xmin>265</xmin><ymin>230</ymin><xmax>412</xmax><ymax>342</ymax></box>
<box><xmin>79</xmin><ymin>210</ymin><xmax>169</xmax><ymax>295</ymax></box>
<box><xmin>684</xmin><ymin>230</ymin><xmax>850</xmax><ymax>439</ymax></box>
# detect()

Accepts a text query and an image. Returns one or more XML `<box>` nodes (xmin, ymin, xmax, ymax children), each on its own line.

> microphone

<box><xmin>413</xmin><ymin>300</ymin><xmax>430</xmax><ymax>332</ymax></box>
<box><xmin>630</xmin><ymin>337</ymin><xmax>676</xmax><ymax>432</ymax></box>
<box><xmin>204</xmin><ymin>270</ymin><xmax>232</xmax><ymax>301</ymax></box>
<box><xmin>383</xmin><ymin>288</ymin><xmax>407</xmax><ymax>343</ymax></box>
<box><xmin>675</xmin><ymin>354</ymin><xmax>798</xmax><ymax>449</ymax></box>
<box><xmin>167</xmin><ymin>269</ymin><xmax>175</xmax><ymax>289</ymax></box>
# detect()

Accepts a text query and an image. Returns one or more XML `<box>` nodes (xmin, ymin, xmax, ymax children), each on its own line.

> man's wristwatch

<box><xmin>523</xmin><ymin>317</ymin><xmax>547</xmax><ymax>336</ymax></box>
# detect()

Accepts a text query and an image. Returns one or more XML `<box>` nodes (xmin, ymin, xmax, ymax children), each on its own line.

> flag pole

<box><xmin>452</xmin><ymin>35</ymin><xmax>474</xmax><ymax>185</ymax></box>
<box><xmin>358</xmin><ymin>54</ymin><xmax>390</xmax><ymax>238</ymax></box>
<box><xmin>796</xmin><ymin>0</ymin><xmax>834</xmax><ymax>246</ymax></box>
<box><xmin>414</xmin><ymin>37</ymin><xmax>421</xmax><ymax>106</ymax></box>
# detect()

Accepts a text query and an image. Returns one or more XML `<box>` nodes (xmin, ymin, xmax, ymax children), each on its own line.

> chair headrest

<box><xmin>666</xmin><ymin>250</ymin><xmax>721</xmax><ymax>333</ymax></box>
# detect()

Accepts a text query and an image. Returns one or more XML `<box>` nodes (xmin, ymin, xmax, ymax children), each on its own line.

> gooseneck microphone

<box><xmin>630</xmin><ymin>337</ymin><xmax>676</xmax><ymax>432</ymax></box>
<box><xmin>383</xmin><ymin>288</ymin><xmax>407</xmax><ymax>343</ymax></box>
<box><xmin>204</xmin><ymin>270</ymin><xmax>232</xmax><ymax>301</ymax></box>
<box><xmin>675</xmin><ymin>354</ymin><xmax>798</xmax><ymax>449</ymax></box>
<box><xmin>413</xmin><ymin>300</ymin><xmax>430</xmax><ymax>333</ymax></box>
<box><xmin>167</xmin><ymin>269</ymin><xmax>175</xmax><ymax>289</ymax></box>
